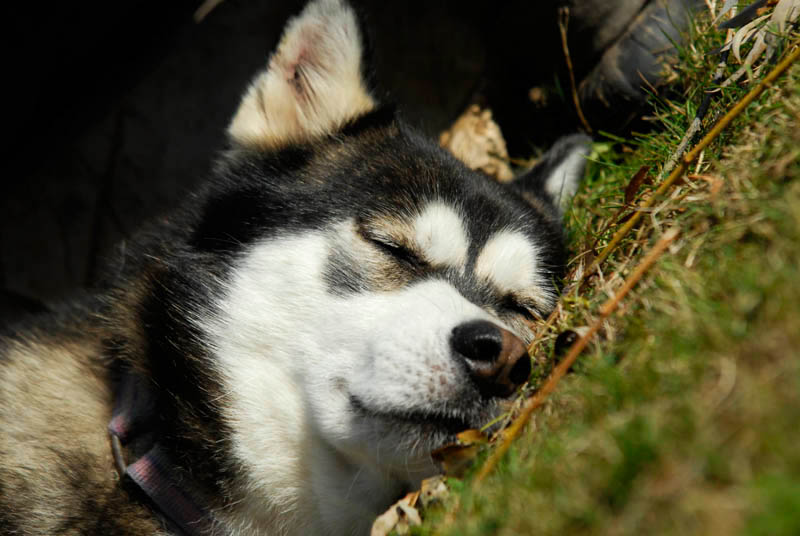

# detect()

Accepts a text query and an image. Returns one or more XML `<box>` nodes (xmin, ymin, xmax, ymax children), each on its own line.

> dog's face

<box><xmin>181</xmin><ymin>0</ymin><xmax>589</xmax><ymax>528</ymax></box>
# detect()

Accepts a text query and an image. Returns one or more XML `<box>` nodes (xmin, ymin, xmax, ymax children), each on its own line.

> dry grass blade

<box><xmin>718</xmin><ymin>0</ymin><xmax>799</xmax><ymax>85</ymax></box>
<box><xmin>558</xmin><ymin>7</ymin><xmax>593</xmax><ymax>134</ymax></box>
<box><xmin>474</xmin><ymin>229</ymin><xmax>681</xmax><ymax>485</ymax></box>
<box><xmin>660</xmin><ymin>8</ymin><xmax>738</xmax><ymax>181</ymax></box>
<box><xmin>588</xmin><ymin>41</ymin><xmax>800</xmax><ymax>275</ymax></box>
<box><xmin>730</xmin><ymin>14</ymin><xmax>771</xmax><ymax>62</ymax></box>
<box><xmin>774</xmin><ymin>0</ymin><xmax>800</xmax><ymax>32</ymax></box>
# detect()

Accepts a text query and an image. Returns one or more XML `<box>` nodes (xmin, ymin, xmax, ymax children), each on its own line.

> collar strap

<box><xmin>108</xmin><ymin>372</ymin><xmax>222</xmax><ymax>536</ymax></box>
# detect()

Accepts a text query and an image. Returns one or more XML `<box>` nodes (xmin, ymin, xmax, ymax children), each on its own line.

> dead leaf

<box><xmin>370</xmin><ymin>492</ymin><xmax>421</xmax><ymax>536</ymax></box>
<box><xmin>624</xmin><ymin>166</ymin><xmax>651</xmax><ymax>205</ymax></box>
<box><xmin>439</xmin><ymin>105</ymin><xmax>514</xmax><ymax>182</ymax></box>
<box><xmin>431</xmin><ymin>428</ymin><xmax>488</xmax><ymax>477</ymax></box>
<box><xmin>420</xmin><ymin>475</ymin><xmax>450</xmax><ymax>508</ymax></box>
<box><xmin>455</xmin><ymin>429</ymin><xmax>488</xmax><ymax>444</ymax></box>
<box><xmin>772</xmin><ymin>0</ymin><xmax>800</xmax><ymax>33</ymax></box>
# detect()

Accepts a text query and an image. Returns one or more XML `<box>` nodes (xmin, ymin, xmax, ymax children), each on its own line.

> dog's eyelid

<box><xmin>503</xmin><ymin>295</ymin><xmax>544</xmax><ymax>321</ymax></box>
<box><xmin>358</xmin><ymin>226</ymin><xmax>402</xmax><ymax>249</ymax></box>
<box><xmin>359</xmin><ymin>227</ymin><xmax>427</xmax><ymax>266</ymax></box>
<box><xmin>367</xmin><ymin>230</ymin><xmax>402</xmax><ymax>249</ymax></box>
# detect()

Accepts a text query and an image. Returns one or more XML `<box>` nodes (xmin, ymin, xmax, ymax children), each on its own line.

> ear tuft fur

<box><xmin>228</xmin><ymin>0</ymin><xmax>376</xmax><ymax>150</ymax></box>
<box><xmin>512</xmin><ymin>134</ymin><xmax>591</xmax><ymax>216</ymax></box>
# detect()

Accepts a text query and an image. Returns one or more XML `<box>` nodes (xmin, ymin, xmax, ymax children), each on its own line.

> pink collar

<box><xmin>108</xmin><ymin>372</ymin><xmax>223</xmax><ymax>536</ymax></box>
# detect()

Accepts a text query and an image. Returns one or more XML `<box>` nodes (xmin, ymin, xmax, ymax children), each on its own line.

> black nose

<box><xmin>450</xmin><ymin>320</ymin><xmax>531</xmax><ymax>398</ymax></box>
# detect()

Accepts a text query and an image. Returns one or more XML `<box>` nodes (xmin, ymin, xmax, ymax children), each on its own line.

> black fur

<box><xmin>104</xmin><ymin>104</ymin><xmax>577</xmax><ymax>504</ymax></box>
<box><xmin>0</xmin><ymin>1</ymin><xmax>587</xmax><ymax>531</ymax></box>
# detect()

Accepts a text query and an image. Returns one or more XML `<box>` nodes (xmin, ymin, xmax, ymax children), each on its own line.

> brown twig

<box><xmin>558</xmin><ymin>7</ymin><xmax>593</xmax><ymax>134</ymax></box>
<box><xmin>587</xmin><ymin>40</ymin><xmax>799</xmax><ymax>275</ymax></box>
<box><xmin>659</xmin><ymin>22</ymin><xmax>738</xmax><ymax>181</ymax></box>
<box><xmin>474</xmin><ymin>228</ymin><xmax>681</xmax><ymax>485</ymax></box>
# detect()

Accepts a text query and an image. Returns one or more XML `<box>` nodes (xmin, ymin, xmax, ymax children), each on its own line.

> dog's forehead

<box><xmin>201</xmin><ymin>111</ymin><xmax>560</xmax><ymax>278</ymax></box>
<box><xmin>316</xmin><ymin>123</ymin><xmax>556</xmax><ymax>276</ymax></box>
<box><xmin>342</xmin><ymin>129</ymin><xmax>533</xmax><ymax>227</ymax></box>
<box><xmin>363</xmin><ymin>197</ymin><xmax>534</xmax><ymax>261</ymax></box>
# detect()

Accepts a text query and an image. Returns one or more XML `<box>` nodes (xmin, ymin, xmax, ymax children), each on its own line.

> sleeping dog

<box><xmin>0</xmin><ymin>1</ymin><xmax>589</xmax><ymax>534</ymax></box>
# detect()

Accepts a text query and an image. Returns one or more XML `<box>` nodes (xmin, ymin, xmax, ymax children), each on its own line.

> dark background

<box><xmin>3</xmin><ymin>0</ymin><xmax>634</xmax><ymax>318</ymax></box>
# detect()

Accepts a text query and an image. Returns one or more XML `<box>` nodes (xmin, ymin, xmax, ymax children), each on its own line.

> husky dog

<box><xmin>0</xmin><ymin>0</ymin><xmax>589</xmax><ymax>534</ymax></box>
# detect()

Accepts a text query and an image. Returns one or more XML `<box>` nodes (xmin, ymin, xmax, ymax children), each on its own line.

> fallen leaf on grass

<box><xmin>370</xmin><ymin>491</ymin><xmax>421</xmax><ymax>536</ymax></box>
<box><xmin>431</xmin><ymin>429</ymin><xmax>489</xmax><ymax>477</ymax></box>
<box><xmin>625</xmin><ymin>166</ymin><xmax>652</xmax><ymax>205</ymax></box>
<box><xmin>419</xmin><ymin>475</ymin><xmax>450</xmax><ymax>508</ymax></box>
<box><xmin>439</xmin><ymin>106</ymin><xmax>514</xmax><ymax>182</ymax></box>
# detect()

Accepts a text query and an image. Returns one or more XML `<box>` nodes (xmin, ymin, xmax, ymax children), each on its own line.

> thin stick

<box><xmin>588</xmin><ymin>41</ymin><xmax>799</xmax><ymax>274</ymax></box>
<box><xmin>475</xmin><ymin>228</ymin><xmax>680</xmax><ymax>485</ymax></box>
<box><xmin>659</xmin><ymin>23</ymin><xmax>738</xmax><ymax>181</ymax></box>
<box><xmin>559</xmin><ymin>7</ymin><xmax>593</xmax><ymax>134</ymax></box>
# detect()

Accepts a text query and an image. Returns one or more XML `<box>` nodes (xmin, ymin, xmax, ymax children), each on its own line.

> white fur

<box><xmin>412</xmin><ymin>202</ymin><xmax>469</xmax><ymax>269</ymax></box>
<box><xmin>203</xmin><ymin>2</ymin><xmax>559</xmax><ymax>533</ymax></box>
<box><xmin>203</xmin><ymin>228</ymin><xmax>498</xmax><ymax>535</ymax></box>
<box><xmin>545</xmin><ymin>149</ymin><xmax>588</xmax><ymax>211</ymax></box>
<box><xmin>475</xmin><ymin>230</ymin><xmax>554</xmax><ymax>308</ymax></box>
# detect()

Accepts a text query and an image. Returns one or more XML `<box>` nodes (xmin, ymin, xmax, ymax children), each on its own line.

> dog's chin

<box><xmin>348</xmin><ymin>395</ymin><xmax>498</xmax><ymax>452</ymax></box>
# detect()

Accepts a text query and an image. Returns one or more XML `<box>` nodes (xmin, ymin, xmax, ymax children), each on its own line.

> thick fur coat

<box><xmin>0</xmin><ymin>1</ymin><xmax>590</xmax><ymax>534</ymax></box>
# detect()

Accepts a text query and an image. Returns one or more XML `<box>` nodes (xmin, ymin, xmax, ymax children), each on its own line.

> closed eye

<box><xmin>502</xmin><ymin>296</ymin><xmax>544</xmax><ymax>322</ymax></box>
<box><xmin>373</xmin><ymin>239</ymin><xmax>424</xmax><ymax>266</ymax></box>
<box><xmin>360</xmin><ymin>229</ymin><xmax>426</xmax><ymax>268</ymax></box>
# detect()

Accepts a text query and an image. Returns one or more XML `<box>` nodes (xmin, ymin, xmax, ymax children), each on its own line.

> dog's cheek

<box><xmin>323</xmin><ymin>221</ymin><xmax>417</xmax><ymax>296</ymax></box>
<box><xmin>323</xmin><ymin>245</ymin><xmax>416</xmax><ymax>296</ymax></box>
<box><xmin>368</xmin><ymin>261</ymin><xmax>416</xmax><ymax>292</ymax></box>
<box><xmin>344</xmin><ymin>280</ymin><xmax>494</xmax><ymax>410</ymax></box>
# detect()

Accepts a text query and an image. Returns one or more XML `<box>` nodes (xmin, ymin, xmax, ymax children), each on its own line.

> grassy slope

<box><xmin>416</xmin><ymin>15</ymin><xmax>800</xmax><ymax>536</ymax></box>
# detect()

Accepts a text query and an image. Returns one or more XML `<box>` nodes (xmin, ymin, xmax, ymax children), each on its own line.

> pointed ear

<box><xmin>228</xmin><ymin>0</ymin><xmax>376</xmax><ymax>150</ymax></box>
<box><xmin>512</xmin><ymin>134</ymin><xmax>591</xmax><ymax>216</ymax></box>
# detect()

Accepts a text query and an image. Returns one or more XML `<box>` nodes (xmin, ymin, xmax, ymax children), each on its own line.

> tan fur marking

<box><xmin>360</xmin><ymin>204</ymin><xmax>470</xmax><ymax>272</ymax></box>
<box><xmin>0</xmin><ymin>333</ymin><xmax>164</xmax><ymax>534</ymax></box>
<box><xmin>228</xmin><ymin>0</ymin><xmax>376</xmax><ymax>149</ymax></box>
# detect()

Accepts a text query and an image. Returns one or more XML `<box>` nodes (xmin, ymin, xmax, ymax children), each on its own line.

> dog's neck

<box><xmin>309</xmin><ymin>439</ymin><xmax>411</xmax><ymax>535</ymax></box>
<box><xmin>107</xmin><ymin>364</ymin><xmax>405</xmax><ymax>535</ymax></box>
<box><xmin>108</xmin><ymin>371</ymin><xmax>221</xmax><ymax>536</ymax></box>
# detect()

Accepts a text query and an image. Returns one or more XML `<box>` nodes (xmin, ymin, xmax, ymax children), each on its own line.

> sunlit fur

<box><xmin>0</xmin><ymin>1</ymin><xmax>590</xmax><ymax>535</ymax></box>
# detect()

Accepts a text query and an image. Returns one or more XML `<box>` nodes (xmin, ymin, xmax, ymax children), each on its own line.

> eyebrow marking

<box><xmin>474</xmin><ymin>230</ymin><xmax>552</xmax><ymax>306</ymax></box>
<box><xmin>412</xmin><ymin>202</ymin><xmax>469</xmax><ymax>268</ymax></box>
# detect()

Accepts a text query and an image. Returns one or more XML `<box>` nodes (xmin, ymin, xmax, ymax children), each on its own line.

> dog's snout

<box><xmin>450</xmin><ymin>320</ymin><xmax>531</xmax><ymax>398</ymax></box>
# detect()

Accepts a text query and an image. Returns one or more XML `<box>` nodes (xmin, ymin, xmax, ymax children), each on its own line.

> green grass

<box><xmin>411</xmin><ymin>12</ymin><xmax>800</xmax><ymax>536</ymax></box>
